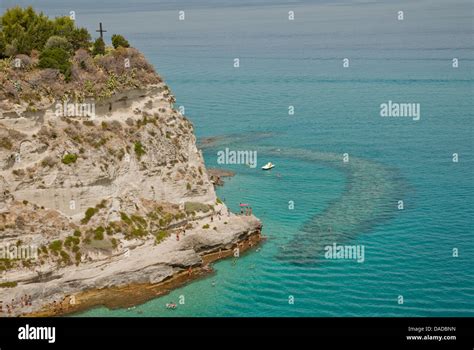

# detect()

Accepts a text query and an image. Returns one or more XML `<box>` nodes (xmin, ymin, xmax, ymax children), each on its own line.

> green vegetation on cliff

<box><xmin>0</xmin><ymin>6</ymin><xmax>90</xmax><ymax>57</ymax></box>
<box><xmin>111</xmin><ymin>34</ymin><xmax>129</xmax><ymax>49</ymax></box>
<box><xmin>61</xmin><ymin>153</ymin><xmax>78</xmax><ymax>165</ymax></box>
<box><xmin>0</xmin><ymin>6</ymin><xmax>161</xmax><ymax>107</ymax></box>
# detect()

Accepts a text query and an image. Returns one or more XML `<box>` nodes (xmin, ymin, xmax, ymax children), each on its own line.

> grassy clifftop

<box><xmin>0</xmin><ymin>6</ymin><xmax>163</xmax><ymax>110</ymax></box>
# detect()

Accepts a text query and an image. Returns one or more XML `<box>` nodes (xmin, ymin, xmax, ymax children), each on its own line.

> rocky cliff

<box><xmin>0</xmin><ymin>56</ymin><xmax>262</xmax><ymax>317</ymax></box>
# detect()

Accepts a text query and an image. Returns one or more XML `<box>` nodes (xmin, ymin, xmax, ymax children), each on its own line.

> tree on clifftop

<box><xmin>111</xmin><ymin>34</ymin><xmax>130</xmax><ymax>49</ymax></box>
<box><xmin>0</xmin><ymin>32</ymin><xmax>5</xmax><ymax>58</ymax></box>
<box><xmin>38</xmin><ymin>47</ymin><xmax>72</xmax><ymax>80</ymax></box>
<box><xmin>69</xmin><ymin>27</ymin><xmax>91</xmax><ymax>51</ymax></box>
<box><xmin>92</xmin><ymin>37</ymin><xmax>105</xmax><ymax>56</ymax></box>
<box><xmin>0</xmin><ymin>6</ymin><xmax>91</xmax><ymax>56</ymax></box>
<box><xmin>44</xmin><ymin>35</ymin><xmax>73</xmax><ymax>53</ymax></box>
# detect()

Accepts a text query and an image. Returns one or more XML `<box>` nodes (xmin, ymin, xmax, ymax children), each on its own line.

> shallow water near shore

<box><xmin>12</xmin><ymin>0</ymin><xmax>473</xmax><ymax>316</ymax></box>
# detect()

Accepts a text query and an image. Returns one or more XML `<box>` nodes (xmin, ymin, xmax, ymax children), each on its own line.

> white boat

<box><xmin>262</xmin><ymin>162</ymin><xmax>275</xmax><ymax>170</ymax></box>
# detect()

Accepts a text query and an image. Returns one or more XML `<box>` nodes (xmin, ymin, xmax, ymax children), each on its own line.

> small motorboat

<box><xmin>166</xmin><ymin>302</ymin><xmax>177</xmax><ymax>310</ymax></box>
<box><xmin>262</xmin><ymin>162</ymin><xmax>275</xmax><ymax>170</ymax></box>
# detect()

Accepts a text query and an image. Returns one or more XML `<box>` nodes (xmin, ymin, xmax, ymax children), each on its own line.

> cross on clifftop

<box><xmin>96</xmin><ymin>22</ymin><xmax>107</xmax><ymax>39</ymax></box>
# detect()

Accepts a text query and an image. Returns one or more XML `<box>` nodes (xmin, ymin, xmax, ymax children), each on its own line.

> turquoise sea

<box><xmin>5</xmin><ymin>0</ymin><xmax>473</xmax><ymax>316</ymax></box>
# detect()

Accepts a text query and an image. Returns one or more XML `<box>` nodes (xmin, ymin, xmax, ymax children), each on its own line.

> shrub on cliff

<box><xmin>154</xmin><ymin>230</ymin><xmax>168</xmax><ymax>244</ymax></box>
<box><xmin>134</xmin><ymin>141</ymin><xmax>146</xmax><ymax>159</ymax></box>
<box><xmin>93</xmin><ymin>227</ymin><xmax>105</xmax><ymax>240</ymax></box>
<box><xmin>61</xmin><ymin>153</ymin><xmax>77</xmax><ymax>165</ymax></box>
<box><xmin>3</xmin><ymin>41</ymin><xmax>17</xmax><ymax>57</ymax></box>
<box><xmin>69</xmin><ymin>27</ymin><xmax>91</xmax><ymax>51</ymax></box>
<box><xmin>75</xmin><ymin>251</ymin><xmax>82</xmax><ymax>265</ymax></box>
<box><xmin>49</xmin><ymin>240</ymin><xmax>63</xmax><ymax>253</ymax></box>
<box><xmin>0</xmin><ymin>7</ymin><xmax>53</xmax><ymax>54</ymax></box>
<box><xmin>0</xmin><ymin>32</ymin><xmax>6</xmax><ymax>58</ymax></box>
<box><xmin>60</xmin><ymin>250</ymin><xmax>71</xmax><ymax>264</ymax></box>
<box><xmin>131</xmin><ymin>227</ymin><xmax>147</xmax><ymax>238</ymax></box>
<box><xmin>48</xmin><ymin>18</ymin><xmax>90</xmax><ymax>51</ymax></box>
<box><xmin>0</xmin><ymin>6</ymin><xmax>91</xmax><ymax>55</ymax></box>
<box><xmin>0</xmin><ymin>281</ymin><xmax>18</xmax><ymax>288</ymax></box>
<box><xmin>73</xmin><ymin>49</ymin><xmax>96</xmax><ymax>73</ymax></box>
<box><xmin>92</xmin><ymin>37</ymin><xmax>105</xmax><ymax>56</ymax></box>
<box><xmin>96</xmin><ymin>47</ymin><xmax>139</xmax><ymax>74</ymax></box>
<box><xmin>100</xmin><ymin>47</ymin><xmax>156</xmax><ymax>75</ymax></box>
<box><xmin>44</xmin><ymin>35</ymin><xmax>73</xmax><ymax>53</ymax></box>
<box><xmin>82</xmin><ymin>207</ymin><xmax>98</xmax><ymax>224</ymax></box>
<box><xmin>111</xmin><ymin>34</ymin><xmax>130</xmax><ymax>49</ymax></box>
<box><xmin>120</xmin><ymin>212</ymin><xmax>133</xmax><ymax>225</ymax></box>
<box><xmin>38</xmin><ymin>47</ymin><xmax>72</xmax><ymax>80</ymax></box>
<box><xmin>64</xmin><ymin>236</ymin><xmax>80</xmax><ymax>248</ymax></box>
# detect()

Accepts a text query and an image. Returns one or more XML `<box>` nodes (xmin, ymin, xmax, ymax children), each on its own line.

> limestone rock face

<box><xmin>0</xmin><ymin>83</ymin><xmax>215</xmax><ymax>218</ymax></box>
<box><xmin>0</xmin><ymin>82</ymin><xmax>261</xmax><ymax>316</ymax></box>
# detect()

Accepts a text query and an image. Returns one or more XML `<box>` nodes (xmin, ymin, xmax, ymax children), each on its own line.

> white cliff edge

<box><xmin>0</xmin><ymin>82</ymin><xmax>262</xmax><ymax>316</ymax></box>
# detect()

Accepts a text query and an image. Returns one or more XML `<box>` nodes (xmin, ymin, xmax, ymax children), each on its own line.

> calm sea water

<box><xmin>4</xmin><ymin>0</ymin><xmax>473</xmax><ymax>316</ymax></box>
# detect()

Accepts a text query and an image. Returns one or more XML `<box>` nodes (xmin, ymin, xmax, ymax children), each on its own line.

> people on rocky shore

<box><xmin>242</xmin><ymin>206</ymin><xmax>252</xmax><ymax>216</ymax></box>
<box><xmin>237</xmin><ymin>204</ymin><xmax>254</xmax><ymax>216</ymax></box>
<box><xmin>0</xmin><ymin>294</ymin><xmax>33</xmax><ymax>316</ymax></box>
